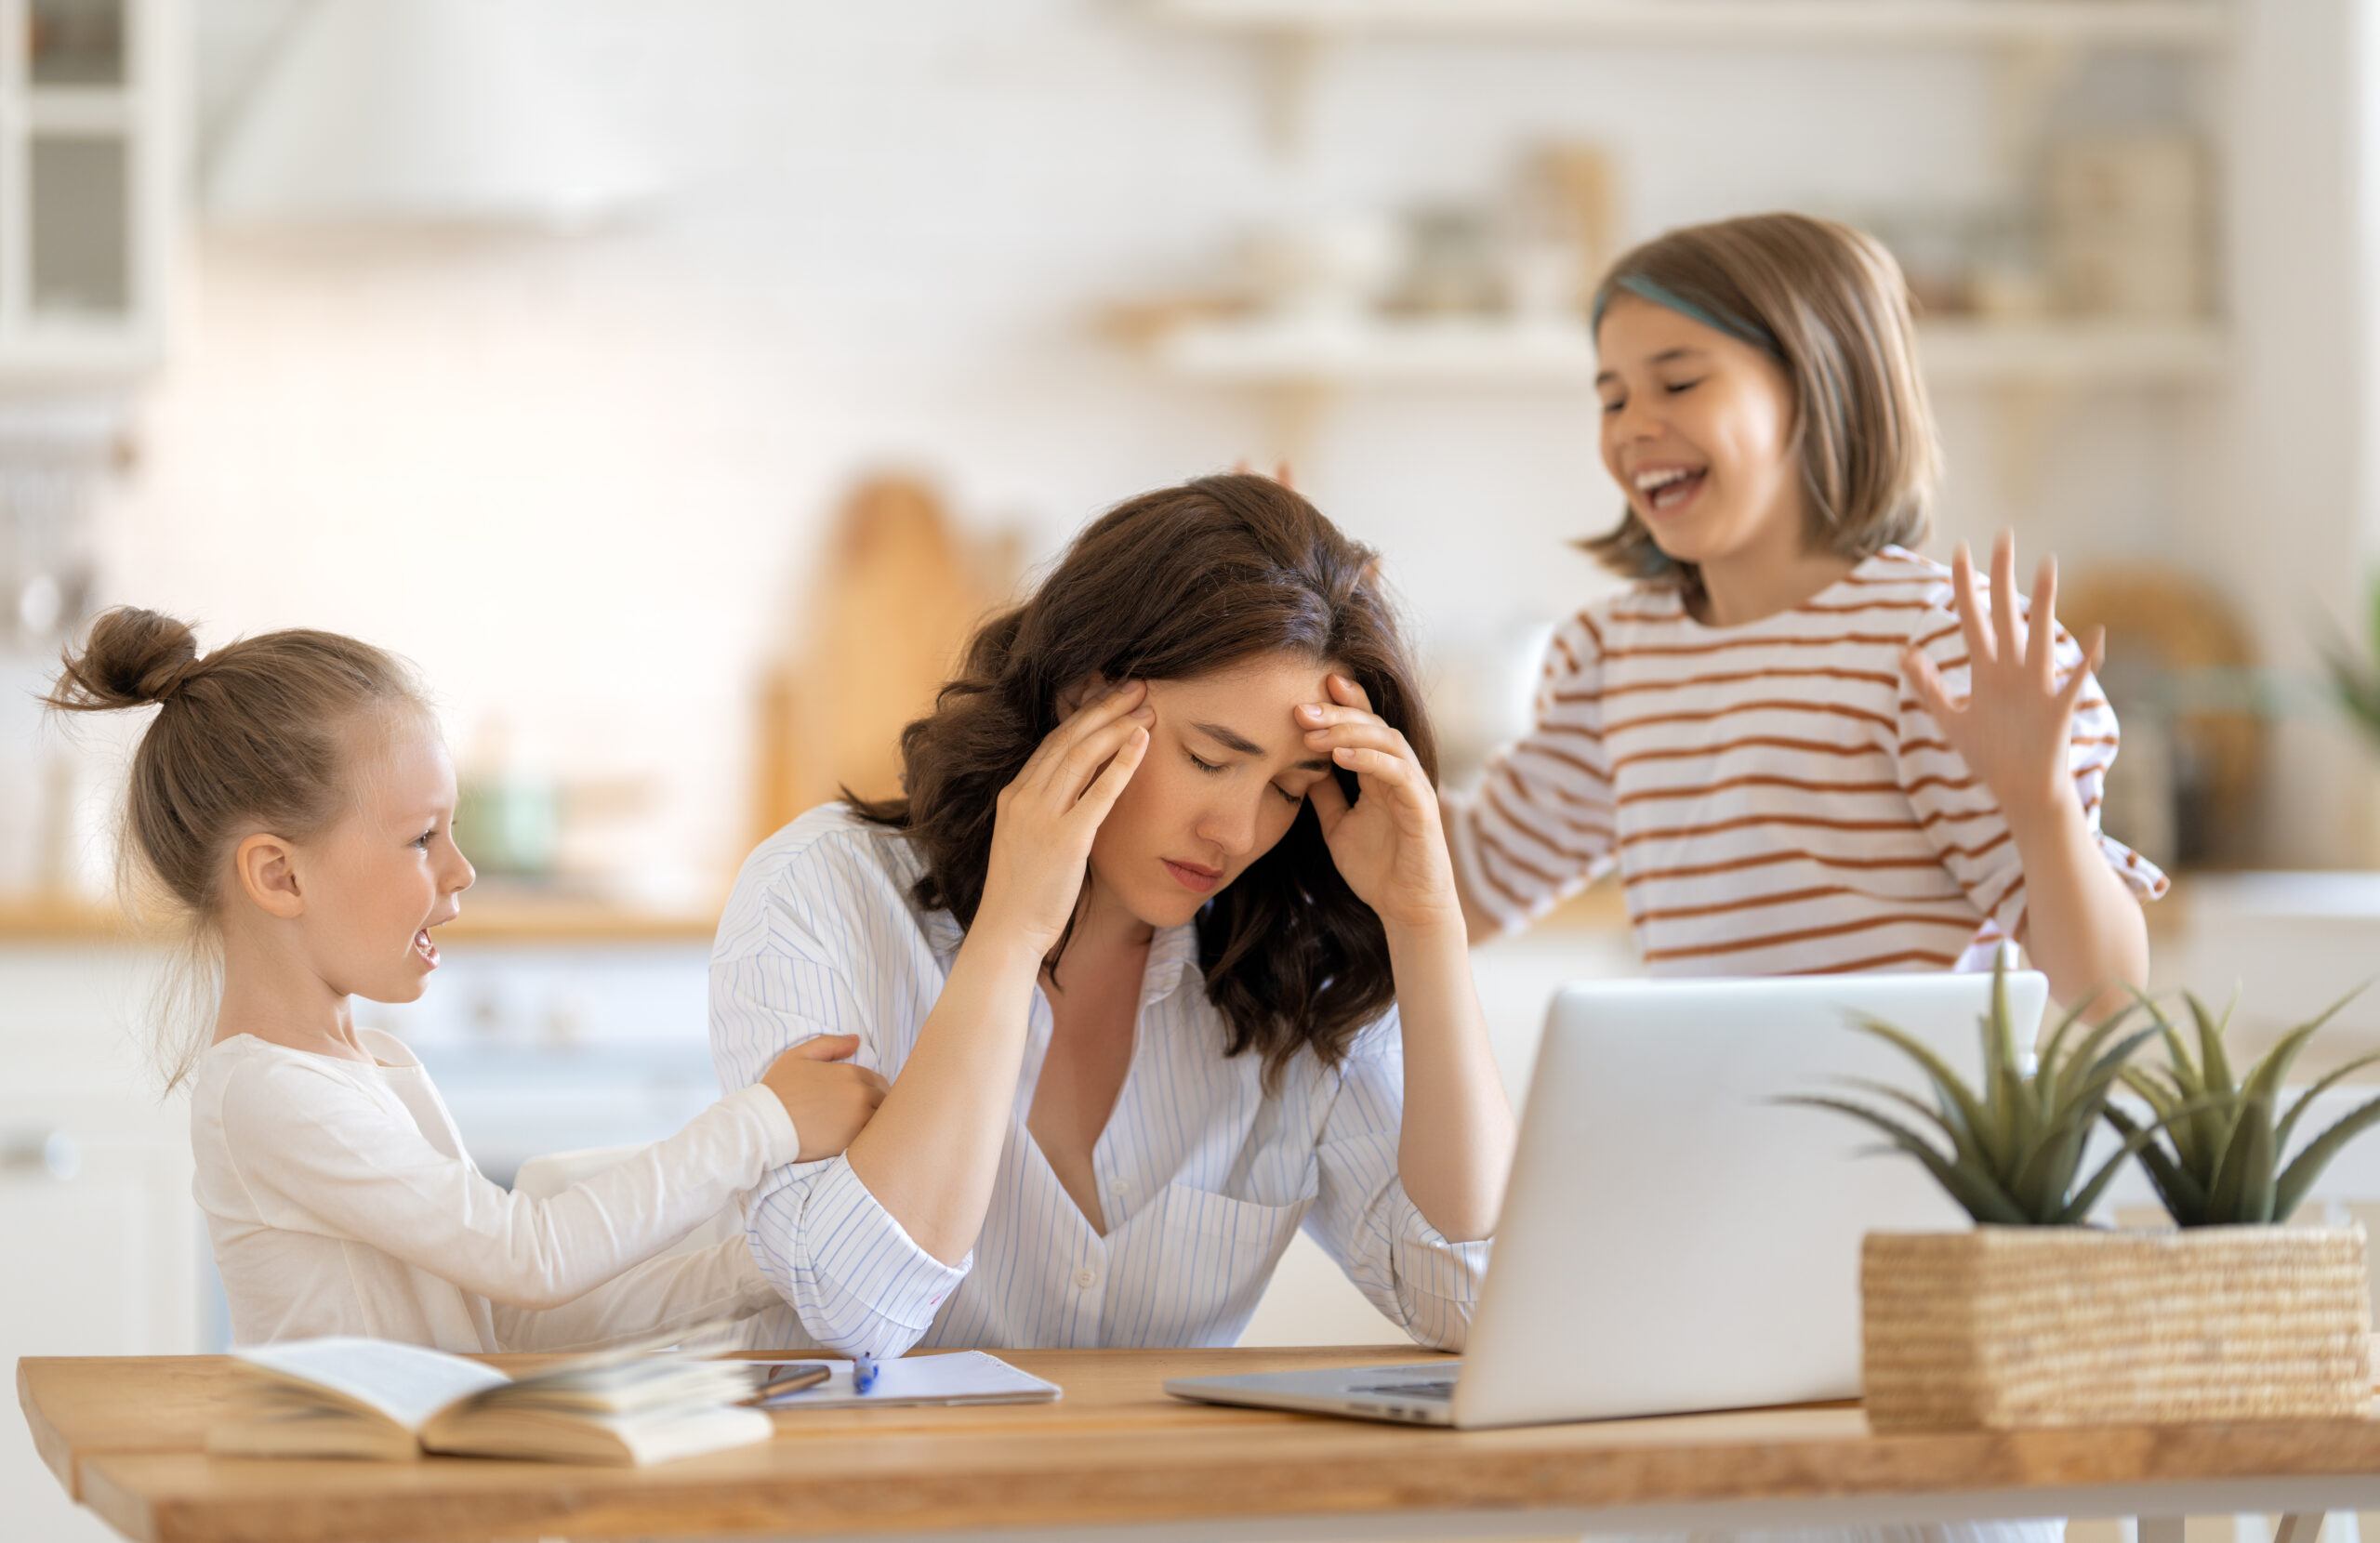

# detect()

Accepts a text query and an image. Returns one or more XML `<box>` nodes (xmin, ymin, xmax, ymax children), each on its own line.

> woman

<box><xmin>709</xmin><ymin>473</ymin><xmax>1514</xmax><ymax>1355</ymax></box>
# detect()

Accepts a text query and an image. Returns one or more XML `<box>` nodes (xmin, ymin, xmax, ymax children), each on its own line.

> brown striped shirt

<box><xmin>1450</xmin><ymin>547</ymin><xmax>2165</xmax><ymax>976</ymax></box>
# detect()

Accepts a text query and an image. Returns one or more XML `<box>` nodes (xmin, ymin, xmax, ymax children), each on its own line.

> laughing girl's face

<box><xmin>288</xmin><ymin>716</ymin><xmax>476</xmax><ymax>1004</ymax></box>
<box><xmin>1595</xmin><ymin>294</ymin><xmax>1809</xmax><ymax>576</ymax></box>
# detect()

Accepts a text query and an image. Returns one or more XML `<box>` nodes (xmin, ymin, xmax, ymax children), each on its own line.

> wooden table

<box><xmin>22</xmin><ymin>1346</ymin><xmax>2380</xmax><ymax>1543</ymax></box>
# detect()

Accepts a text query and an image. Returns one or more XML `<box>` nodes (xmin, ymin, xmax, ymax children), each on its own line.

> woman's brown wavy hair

<box><xmin>849</xmin><ymin>473</ymin><xmax>1435</xmax><ymax>1086</ymax></box>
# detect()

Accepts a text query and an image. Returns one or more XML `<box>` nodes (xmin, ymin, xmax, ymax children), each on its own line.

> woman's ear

<box><xmin>231</xmin><ymin>832</ymin><xmax>307</xmax><ymax>920</ymax></box>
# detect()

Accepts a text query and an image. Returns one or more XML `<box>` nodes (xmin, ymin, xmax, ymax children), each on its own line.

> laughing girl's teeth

<box><xmin>1634</xmin><ymin>467</ymin><xmax>1705</xmax><ymax>512</ymax></box>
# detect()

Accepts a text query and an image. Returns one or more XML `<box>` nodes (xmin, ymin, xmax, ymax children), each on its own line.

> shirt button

<box><xmin>1073</xmin><ymin>1267</ymin><xmax>1098</xmax><ymax>1289</ymax></box>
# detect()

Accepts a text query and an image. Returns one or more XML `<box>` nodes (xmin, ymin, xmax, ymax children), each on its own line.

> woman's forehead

<box><xmin>1151</xmin><ymin>654</ymin><xmax>1336</xmax><ymax>706</ymax></box>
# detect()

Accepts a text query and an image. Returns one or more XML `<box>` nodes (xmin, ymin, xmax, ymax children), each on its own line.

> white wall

<box><xmin>81</xmin><ymin>0</ymin><xmax>2320</xmax><ymax>903</ymax></box>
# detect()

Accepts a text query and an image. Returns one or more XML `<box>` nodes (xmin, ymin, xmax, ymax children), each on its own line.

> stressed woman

<box><xmin>710</xmin><ymin>473</ymin><xmax>1514</xmax><ymax>1356</ymax></box>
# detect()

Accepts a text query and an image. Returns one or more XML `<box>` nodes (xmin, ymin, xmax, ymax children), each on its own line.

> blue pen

<box><xmin>852</xmin><ymin>1352</ymin><xmax>880</xmax><ymax>1394</ymax></box>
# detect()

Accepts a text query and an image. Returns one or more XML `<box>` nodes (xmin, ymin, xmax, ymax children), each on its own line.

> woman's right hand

<box><xmin>759</xmin><ymin>1035</ymin><xmax>892</xmax><ymax>1162</ymax></box>
<box><xmin>977</xmin><ymin>679</ymin><xmax>1152</xmax><ymax>955</ymax></box>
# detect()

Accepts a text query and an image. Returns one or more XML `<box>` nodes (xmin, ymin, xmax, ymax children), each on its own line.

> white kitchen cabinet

<box><xmin>0</xmin><ymin>1091</ymin><xmax>197</xmax><ymax>1543</ymax></box>
<box><xmin>0</xmin><ymin>943</ymin><xmax>201</xmax><ymax>1543</ymax></box>
<box><xmin>0</xmin><ymin>0</ymin><xmax>180</xmax><ymax>384</ymax></box>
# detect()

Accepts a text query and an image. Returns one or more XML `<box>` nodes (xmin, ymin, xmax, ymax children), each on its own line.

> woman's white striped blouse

<box><xmin>708</xmin><ymin>806</ymin><xmax>1488</xmax><ymax>1359</ymax></box>
<box><xmin>1451</xmin><ymin>547</ymin><xmax>2166</xmax><ymax>975</ymax></box>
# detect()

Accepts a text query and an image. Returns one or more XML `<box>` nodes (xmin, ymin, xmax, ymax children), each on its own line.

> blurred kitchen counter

<box><xmin>0</xmin><ymin>893</ymin><xmax>721</xmax><ymax>944</ymax></box>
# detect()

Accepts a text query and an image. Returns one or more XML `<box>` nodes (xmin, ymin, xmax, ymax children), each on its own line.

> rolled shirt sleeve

<box><xmin>710</xmin><ymin>833</ymin><xmax>971</xmax><ymax>1358</ymax></box>
<box><xmin>1302</xmin><ymin>1012</ymin><xmax>1490</xmax><ymax>1352</ymax></box>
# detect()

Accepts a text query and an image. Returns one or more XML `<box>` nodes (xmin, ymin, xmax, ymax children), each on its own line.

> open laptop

<box><xmin>1166</xmin><ymin>969</ymin><xmax>2047</xmax><ymax>1430</ymax></box>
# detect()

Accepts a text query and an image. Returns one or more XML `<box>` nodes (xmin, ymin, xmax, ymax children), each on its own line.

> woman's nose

<box><xmin>1197</xmin><ymin>793</ymin><xmax>1263</xmax><ymax>857</ymax></box>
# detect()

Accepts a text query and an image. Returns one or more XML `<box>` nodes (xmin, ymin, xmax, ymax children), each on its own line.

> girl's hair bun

<box><xmin>47</xmin><ymin>607</ymin><xmax>204</xmax><ymax>712</ymax></box>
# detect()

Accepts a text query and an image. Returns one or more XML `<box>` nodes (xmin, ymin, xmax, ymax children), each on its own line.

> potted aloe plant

<box><xmin>1797</xmin><ymin>961</ymin><xmax>2373</xmax><ymax>1431</ymax></box>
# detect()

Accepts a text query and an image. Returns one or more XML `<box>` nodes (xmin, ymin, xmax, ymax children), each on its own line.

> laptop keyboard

<box><xmin>1346</xmin><ymin>1379</ymin><xmax>1456</xmax><ymax>1401</ymax></box>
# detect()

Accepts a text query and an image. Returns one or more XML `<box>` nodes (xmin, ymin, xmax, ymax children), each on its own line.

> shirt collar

<box><xmin>1140</xmin><ymin>923</ymin><xmax>1200</xmax><ymax>1008</ymax></box>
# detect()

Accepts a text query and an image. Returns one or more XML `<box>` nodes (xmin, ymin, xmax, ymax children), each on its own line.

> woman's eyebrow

<box><xmin>1191</xmin><ymin>719</ymin><xmax>1330</xmax><ymax>772</ymax></box>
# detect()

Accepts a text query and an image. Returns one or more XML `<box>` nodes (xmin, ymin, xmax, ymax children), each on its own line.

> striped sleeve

<box><xmin>1450</xmin><ymin>608</ymin><xmax>1620</xmax><ymax>934</ymax></box>
<box><xmin>1302</xmin><ymin>1012</ymin><xmax>1490</xmax><ymax>1352</ymax></box>
<box><xmin>1895</xmin><ymin>598</ymin><xmax>2168</xmax><ymax>944</ymax></box>
<box><xmin>710</xmin><ymin>850</ymin><xmax>970</xmax><ymax>1358</ymax></box>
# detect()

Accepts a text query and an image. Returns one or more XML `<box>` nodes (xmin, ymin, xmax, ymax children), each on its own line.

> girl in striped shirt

<box><xmin>1450</xmin><ymin>212</ymin><xmax>2162</xmax><ymax>1012</ymax></box>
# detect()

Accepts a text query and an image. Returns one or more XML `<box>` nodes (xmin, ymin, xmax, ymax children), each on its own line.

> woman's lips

<box><xmin>1162</xmin><ymin>859</ymin><xmax>1223</xmax><ymax>895</ymax></box>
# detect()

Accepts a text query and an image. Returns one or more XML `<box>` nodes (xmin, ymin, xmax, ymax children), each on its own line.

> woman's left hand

<box><xmin>1300</xmin><ymin>675</ymin><xmax>1462</xmax><ymax>936</ymax></box>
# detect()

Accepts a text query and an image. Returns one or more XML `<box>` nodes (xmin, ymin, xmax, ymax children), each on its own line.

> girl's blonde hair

<box><xmin>1586</xmin><ymin>211</ymin><xmax>1940</xmax><ymax>586</ymax></box>
<box><xmin>46</xmin><ymin>608</ymin><xmax>429</xmax><ymax>1088</ymax></box>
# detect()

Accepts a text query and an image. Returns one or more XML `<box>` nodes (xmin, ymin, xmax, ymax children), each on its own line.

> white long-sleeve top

<box><xmin>191</xmin><ymin>1029</ymin><xmax>800</xmax><ymax>1352</ymax></box>
<box><xmin>709</xmin><ymin>806</ymin><xmax>1490</xmax><ymax>1361</ymax></box>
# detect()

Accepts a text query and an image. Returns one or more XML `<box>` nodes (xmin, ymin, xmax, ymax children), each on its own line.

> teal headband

<box><xmin>1593</xmin><ymin>273</ymin><xmax>1784</xmax><ymax>360</ymax></box>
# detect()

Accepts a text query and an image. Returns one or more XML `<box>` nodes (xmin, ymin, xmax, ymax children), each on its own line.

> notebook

<box><xmin>755</xmin><ymin>1351</ymin><xmax>1061</xmax><ymax>1409</ymax></box>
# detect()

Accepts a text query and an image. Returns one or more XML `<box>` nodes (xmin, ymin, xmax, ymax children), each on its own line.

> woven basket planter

<box><xmin>1862</xmin><ymin>1225</ymin><xmax>2372</xmax><ymax>1431</ymax></box>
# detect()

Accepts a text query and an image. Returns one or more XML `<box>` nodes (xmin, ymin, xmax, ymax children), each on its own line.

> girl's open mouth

<box><xmin>413</xmin><ymin>929</ymin><xmax>440</xmax><ymax>969</ymax></box>
<box><xmin>1162</xmin><ymin>859</ymin><xmax>1222</xmax><ymax>895</ymax></box>
<box><xmin>1635</xmin><ymin>466</ymin><xmax>1707</xmax><ymax>516</ymax></box>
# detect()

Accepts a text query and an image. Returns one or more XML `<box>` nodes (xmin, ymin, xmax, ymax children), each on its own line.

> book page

<box><xmin>234</xmin><ymin>1338</ymin><xmax>510</xmax><ymax>1431</ymax></box>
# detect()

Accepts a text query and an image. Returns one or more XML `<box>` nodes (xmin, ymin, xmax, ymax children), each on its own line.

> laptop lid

<box><xmin>1450</xmin><ymin>969</ymin><xmax>2046</xmax><ymax>1430</ymax></box>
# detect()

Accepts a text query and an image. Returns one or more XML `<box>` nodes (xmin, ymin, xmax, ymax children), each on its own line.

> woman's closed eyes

<box><xmin>1185</xmin><ymin>747</ymin><xmax>1305</xmax><ymax>805</ymax></box>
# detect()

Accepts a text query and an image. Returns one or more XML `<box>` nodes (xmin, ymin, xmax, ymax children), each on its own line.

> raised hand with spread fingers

<box><xmin>1899</xmin><ymin>532</ymin><xmax>2147</xmax><ymax>1018</ymax></box>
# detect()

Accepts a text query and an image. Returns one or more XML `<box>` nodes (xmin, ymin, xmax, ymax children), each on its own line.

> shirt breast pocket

<box><xmin>1138</xmin><ymin>1181</ymin><xmax>1312</xmax><ymax>1347</ymax></box>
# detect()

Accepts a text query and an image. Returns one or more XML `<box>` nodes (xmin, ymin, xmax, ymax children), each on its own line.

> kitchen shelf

<box><xmin>1141</xmin><ymin>0</ymin><xmax>2230</xmax><ymax>50</ymax></box>
<box><xmin>1147</xmin><ymin>314</ymin><xmax>2228</xmax><ymax>391</ymax></box>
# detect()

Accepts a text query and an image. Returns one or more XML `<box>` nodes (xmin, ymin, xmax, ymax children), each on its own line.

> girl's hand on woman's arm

<box><xmin>845</xmin><ymin>681</ymin><xmax>1151</xmax><ymax>1263</ymax></box>
<box><xmin>1302</xmin><ymin>677</ymin><xmax>1513</xmax><ymax>1240</ymax></box>
<box><xmin>758</xmin><ymin>1035</ymin><xmax>892</xmax><ymax>1163</ymax></box>
<box><xmin>1900</xmin><ymin>533</ymin><xmax>2148</xmax><ymax>1016</ymax></box>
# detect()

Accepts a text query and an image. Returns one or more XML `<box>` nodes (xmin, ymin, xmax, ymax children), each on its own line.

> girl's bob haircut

<box><xmin>851</xmin><ymin>472</ymin><xmax>1434</xmax><ymax>1087</ymax></box>
<box><xmin>1585</xmin><ymin>211</ymin><xmax>1941</xmax><ymax>586</ymax></box>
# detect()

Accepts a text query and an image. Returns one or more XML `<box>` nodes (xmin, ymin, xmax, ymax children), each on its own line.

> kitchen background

<box><xmin>5</xmin><ymin>1</ymin><xmax>2380</xmax><ymax>1539</ymax></box>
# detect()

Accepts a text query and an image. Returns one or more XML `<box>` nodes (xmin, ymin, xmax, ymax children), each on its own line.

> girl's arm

<box><xmin>840</xmin><ymin>683</ymin><xmax>1152</xmax><ymax>1264</ymax></box>
<box><xmin>1442</xmin><ymin>613</ymin><xmax>1620</xmax><ymax>946</ymax></box>
<box><xmin>1902</xmin><ymin>535</ymin><xmax>2149</xmax><ymax>1018</ymax></box>
<box><xmin>491</xmin><ymin>1236</ymin><xmax>771</xmax><ymax>1352</ymax></box>
<box><xmin>221</xmin><ymin>1064</ymin><xmax>804</xmax><ymax>1312</ymax></box>
<box><xmin>1302</xmin><ymin>677</ymin><xmax>1516</xmax><ymax>1242</ymax></box>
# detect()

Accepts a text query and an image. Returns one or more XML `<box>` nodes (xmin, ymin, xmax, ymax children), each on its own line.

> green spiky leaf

<box><xmin>2278</xmin><ymin>1049</ymin><xmax>2380</xmax><ymax>1154</ymax></box>
<box><xmin>2274</xmin><ymin>1092</ymin><xmax>2380</xmax><ymax>1221</ymax></box>
<box><xmin>1778</xmin><ymin>1094</ymin><xmax>2030</xmax><ymax>1225</ymax></box>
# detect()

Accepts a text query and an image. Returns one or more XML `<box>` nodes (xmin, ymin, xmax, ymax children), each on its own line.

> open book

<box><xmin>206</xmin><ymin>1333</ymin><xmax>773</xmax><ymax>1467</ymax></box>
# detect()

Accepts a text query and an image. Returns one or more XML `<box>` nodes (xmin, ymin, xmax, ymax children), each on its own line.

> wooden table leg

<box><xmin>2276</xmin><ymin>1516</ymin><xmax>2327</xmax><ymax>1543</ymax></box>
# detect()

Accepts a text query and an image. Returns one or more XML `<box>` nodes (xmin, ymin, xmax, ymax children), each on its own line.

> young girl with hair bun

<box><xmin>49</xmin><ymin>608</ymin><xmax>888</xmax><ymax>1352</ymax></box>
<box><xmin>1450</xmin><ymin>211</ymin><xmax>2162</xmax><ymax>1014</ymax></box>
